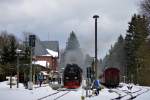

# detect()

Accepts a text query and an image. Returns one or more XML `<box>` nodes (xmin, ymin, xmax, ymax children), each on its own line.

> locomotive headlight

<box><xmin>75</xmin><ymin>77</ymin><xmax>77</xmax><ymax>79</ymax></box>
<box><xmin>66</xmin><ymin>77</ymin><xmax>69</xmax><ymax>79</ymax></box>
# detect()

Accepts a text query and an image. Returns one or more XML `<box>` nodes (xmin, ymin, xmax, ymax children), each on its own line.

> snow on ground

<box><xmin>0</xmin><ymin>81</ymin><xmax>150</xmax><ymax>100</ymax></box>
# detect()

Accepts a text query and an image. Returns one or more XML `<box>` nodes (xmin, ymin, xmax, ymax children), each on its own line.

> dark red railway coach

<box><xmin>103</xmin><ymin>68</ymin><xmax>120</xmax><ymax>87</ymax></box>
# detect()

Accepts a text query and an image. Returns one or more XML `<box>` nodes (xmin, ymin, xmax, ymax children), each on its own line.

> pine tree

<box><xmin>125</xmin><ymin>14</ymin><xmax>149</xmax><ymax>83</ymax></box>
<box><xmin>0</xmin><ymin>33</ymin><xmax>18</xmax><ymax>77</ymax></box>
<box><xmin>124</xmin><ymin>33</ymin><xmax>134</xmax><ymax>82</ymax></box>
<box><xmin>1</xmin><ymin>34</ymin><xmax>17</xmax><ymax>64</ymax></box>
<box><xmin>9</xmin><ymin>35</ymin><xmax>17</xmax><ymax>63</ymax></box>
<box><xmin>1</xmin><ymin>44</ymin><xmax>10</xmax><ymax>64</ymax></box>
<box><xmin>141</xmin><ymin>0</ymin><xmax>150</xmax><ymax>19</ymax></box>
<box><xmin>136</xmin><ymin>41</ymin><xmax>150</xmax><ymax>85</ymax></box>
<box><xmin>115</xmin><ymin>35</ymin><xmax>126</xmax><ymax>76</ymax></box>
<box><xmin>66</xmin><ymin>31</ymin><xmax>80</xmax><ymax>50</ymax></box>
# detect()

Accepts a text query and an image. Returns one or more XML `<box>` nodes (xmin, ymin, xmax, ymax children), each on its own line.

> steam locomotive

<box><xmin>63</xmin><ymin>64</ymin><xmax>82</xmax><ymax>89</ymax></box>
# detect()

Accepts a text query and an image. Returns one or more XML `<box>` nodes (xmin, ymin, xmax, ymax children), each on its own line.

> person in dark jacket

<box><xmin>38</xmin><ymin>72</ymin><xmax>44</xmax><ymax>87</ymax></box>
<box><xmin>24</xmin><ymin>76</ymin><xmax>29</xmax><ymax>89</ymax></box>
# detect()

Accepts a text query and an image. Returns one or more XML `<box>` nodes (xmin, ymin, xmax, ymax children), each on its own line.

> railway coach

<box><xmin>102</xmin><ymin>67</ymin><xmax>120</xmax><ymax>87</ymax></box>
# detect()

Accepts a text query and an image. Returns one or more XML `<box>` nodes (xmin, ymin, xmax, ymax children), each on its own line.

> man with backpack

<box><xmin>91</xmin><ymin>79</ymin><xmax>101</xmax><ymax>96</ymax></box>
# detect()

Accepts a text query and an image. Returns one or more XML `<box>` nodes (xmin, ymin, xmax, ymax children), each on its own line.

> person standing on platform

<box><xmin>38</xmin><ymin>72</ymin><xmax>44</xmax><ymax>87</ymax></box>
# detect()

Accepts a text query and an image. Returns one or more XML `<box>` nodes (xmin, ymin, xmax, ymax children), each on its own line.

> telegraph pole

<box><xmin>93</xmin><ymin>15</ymin><xmax>99</xmax><ymax>79</ymax></box>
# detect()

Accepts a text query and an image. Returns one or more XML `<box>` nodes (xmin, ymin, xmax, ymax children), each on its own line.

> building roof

<box><xmin>41</xmin><ymin>41</ymin><xmax>59</xmax><ymax>52</ymax></box>
<box><xmin>34</xmin><ymin>39</ymin><xmax>59</xmax><ymax>57</ymax></box>
<box><xmin>44</xmin><ymin>49</ymin><xmax>58</xmax><ymax>57</ymax></box>
<box><xmin>34</xmin><ymin>39</ymin><xmax>48</xmax><ymax>56</ymax></box>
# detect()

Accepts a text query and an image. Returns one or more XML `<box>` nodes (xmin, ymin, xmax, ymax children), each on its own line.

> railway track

<box><xmin>111</xmin><ymin>87</ymin><xmax>150</xmax><ymax>100</ymax></box>
<box><xmin>34</xmin><ymin>84</ymin><xmax>49</xmax><ymax>89</ymax></box>
<box><xmin>127</xmin><ymin>88</ymin><xmax>150</xmax><ymax>100</ymax></box>
<box><xmin>37</xmin><ymin>89</ymin><xmax>71</xmax><ymax>100</ymax></box>
<box><xmin>53</xmin><ymin>91</ymin><xmax>70</xmax><ymax>100</ymax></box>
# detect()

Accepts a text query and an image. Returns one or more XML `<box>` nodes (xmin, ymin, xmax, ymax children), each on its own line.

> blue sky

<box><xmin>0</xmin><ymin>0</ymin><xmax>140</xmax><ymax>58</ymax></box>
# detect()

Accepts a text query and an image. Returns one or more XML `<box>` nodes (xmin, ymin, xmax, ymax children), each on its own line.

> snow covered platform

<box><xmin>0</xmin><ymin>81</ymin><xmax>150</xmax><ymax>100</ymax></box>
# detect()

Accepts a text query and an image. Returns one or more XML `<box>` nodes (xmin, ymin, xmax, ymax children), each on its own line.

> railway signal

<box><xmin>28</xmin><ymin>35</ymin><xmax>36</xmax><ymax>90</ymax></box>
<box><xmin>29</xmin><ymin>35</ymin><xmax>36</xmax><ymax>47</ymax></box>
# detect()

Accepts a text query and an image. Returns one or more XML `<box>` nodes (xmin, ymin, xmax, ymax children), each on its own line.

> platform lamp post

<box><xmin>16</xmin><ymin>48</ymin><xmax>22</xmax><ymax>88</ymax></box>
<box><xmin>93</xmin><ymin>15</ymin><xmax>99</xmax><ymax>79</ymax></box>
<box><xmin>28</xmin><ymin>35</ymin><xmax>36</xmax><ymax>90</ymax></box>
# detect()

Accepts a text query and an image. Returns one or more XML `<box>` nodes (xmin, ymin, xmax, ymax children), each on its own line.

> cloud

<box><xmin>0</xmin><ymin>0</ymin><xmax>139</xmax><ymax>58</ymax></box>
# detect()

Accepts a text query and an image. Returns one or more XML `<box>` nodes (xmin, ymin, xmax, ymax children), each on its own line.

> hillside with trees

<box><xmin>102</xmin><ymin>14</ymin><xmax>150</xmax><ymax>85</ymax></box>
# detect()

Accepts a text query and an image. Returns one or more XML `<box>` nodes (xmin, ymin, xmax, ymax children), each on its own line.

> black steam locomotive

<box><xmin>63</xmin><ymin>64</ymin><xmax>82</xmax><ymax>89</ymax></box>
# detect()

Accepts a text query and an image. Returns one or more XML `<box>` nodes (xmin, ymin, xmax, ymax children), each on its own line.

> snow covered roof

<box><xmin>46</xmin><ymin>49</ymin><xmax>58</xmax><ymax>57</ymax></box>
<box><xmin>40</xmin><ymin>49</ymin><xmax>58</xmax><ymax>57</ymax></box>
<box><xmin>33</xmin><ymin>61</ymin><xmax>49</xmax><ymax>68</ymax></box>
<box><xmin>34</xmin><ymin>39</ymin><xmax>59</xmax><ymax>57</ymax></box>
<box><xmin>40</xmin><ymin>71</ymin><xmax>49</xmax><ymax>76</ymax></box>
